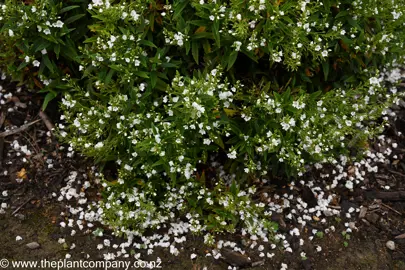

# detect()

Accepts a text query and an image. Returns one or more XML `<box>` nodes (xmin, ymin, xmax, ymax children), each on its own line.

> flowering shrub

<box><xmin>0</xmin><ymin>0</ymin><xmax>90</xmax><ymax>108</ymax></box>
<box><xmin>2</xmin><ymin>0</ymin><xmax>405</xmax><ymax>238</ymax></box>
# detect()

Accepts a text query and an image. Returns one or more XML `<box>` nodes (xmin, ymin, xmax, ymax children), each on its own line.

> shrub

<box><xmin>1</xmin><ymin>0</ymin><xmax>405</xmax><ymax>238</ymax></box>
<box><xmin>0</xmin><ymin>0</ymin><xmax>90</xmax><ymax>109</ymax></box>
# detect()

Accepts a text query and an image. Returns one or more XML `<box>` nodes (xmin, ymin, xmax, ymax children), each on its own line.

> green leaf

<box><xmin>230</xmin><ymin>181</ymin><xmax>238</xmax><ymax>195</ymax></box>
<box><xmin>241</xmin><ymin>49</ymin><xmax>258</xmax><ymax>63</ymax></box>
<box><xmin>173</xmin><ymin>0</ymin><xmax>189</xmax><ymax>19</ymax></box>
<box><xmin>202</xmin><ymin>39</ymin><xmax>211</xmax><ymax>54</ymax></box>
<box><xmin>134</xmin><ymin>71</ymin><xmax>149</xmax><ymax>79</ymax></box>
<box><xmin>59</xmin><ymin>5</ymin><xmax>80</xmax><ymax>13</ymax></box>
<box><xmin>335</xmin><ymin>10</ymin><xmax>349</xmax><ymax>19</ymax></box>
<box><xmin>189</xmin><ymin>20</ymin><xmax>208</xmax><ymax>27</ymax></box>
<box><xmin>17</xmin><ymin>61</ymin><xmax>29</xmax><ymax>71</ymax></box>
<box><xmin>155</xmin><ymin>78</ymin><xmax>168</xmax><ymax>91</ymax></box>
<box><xmin>65</xmin><ymin>14</ymin><xmax>85</xmax><ymax>25</ymax></box>
<box><xmin>310</xmin><ymin>90</ymin><xmax>322</xmax><ymax>100</ymax></box>
<box><xmin>150</xmin><ymin>71</ymin><xmax>157</xmax><ymax>88</ymax></box>
<box><xmin>42</xmin><ymin>54</ymin><xmax>54</xmax><ymax>73</ymax></box>
<box><xmin>192</xmin><ymin>41</ymin><xmax>199</xmax><ymax>64</ymax></box>
<box><xmin>191</xmin><ymin>32</ymin><xmax>214</xmax><ymax>40</ymax></box>
<box><xmin>151</xmin><ymin>159</ymin><xmax>165</xmax><ymax>167</ymax></box>
<box><xmin>33</xmin><ymin>40</ymin><xmax>51</xmax><ymax>52</ymax></box>
<box><xmin>54</xmin><ymin>43</ymin><xmax>60</xmax><ymax>59</ymax></box>
<box><xmin>316</xmin><ymin>231</ymin><xmax>324</xmax><ymax>238</ymax></box>
<box><xmin>212</xmin><ymin>21</ymin><xmax>220</xmax><ymax>47</ymax></box>
<box><xmin>84</xmin><ymin>36</ymin><xmax>98</xmax><ymax>43</ymax></box>
<box><xmin>300</xmin><ymin>72</ymin><xmax>312</xmax><ymax>83</ymax></box>
<box><xmin>108</xmin><ymin>65</ymin><xmax>122</xmax><ymax>71</ymax></box>
<box><xmin>322</xmin><ymin>60</ymin><xmax>329</xmax><ymax>81</ymax></box>
<box><xmin>185</xmin><ymin>40</ymin><xmax>191</xmax><ymax>55</ymax></box>
<box><xmin>212</xmin><ymin>135</ymin><xmax>224</xmax><ymax>149</ymax></box>
<box><xmin>161</xmin><ymin>62</ymin><xmax>178</xmax><ymax>68</ymax></box>
<box><xmin>139</xmin><ymin>40</ymin><xmax>157</xmax><ymax>48</ymax></box>
<box><xmin>42</xmin><ymin>91</ymin><xmax>57</xmax><ymax>111</ymax></box>
<box><xmin>344</xmin><ymin>75</ymin><xmax>356</xmax><ymax>83</ymax></box>
<box><xmin>105</xmin><ymin>69</ymin><xmax>115</xmax><ymax>84</ymax></box>
<box><xmin>227</xmin><ymin>51</ymin><xmax>238</xmax><ymax>71</ymax></box>
<box><xmin>148</xmin><ymin>12</ymin><xmax>155</xmax><ymax>32</ymax></box>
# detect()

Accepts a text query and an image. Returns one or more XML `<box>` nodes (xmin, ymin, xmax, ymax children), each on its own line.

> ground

<box><xmin>0</xmin><ymin>81</ymin><xmax>404</xmax><ymax>270</ymax></box>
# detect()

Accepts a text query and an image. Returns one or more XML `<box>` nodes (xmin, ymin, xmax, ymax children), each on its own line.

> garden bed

<box><xmin>0</xmin><ymin>78</ymin><xmax>404</xmax><ymax>270</ymax></box>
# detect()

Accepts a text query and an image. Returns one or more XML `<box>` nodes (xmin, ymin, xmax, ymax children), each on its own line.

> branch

<box><xmin>0</xmin><ymin>119</ymin><xmax>41</xmax><ymax>138</ymax></box>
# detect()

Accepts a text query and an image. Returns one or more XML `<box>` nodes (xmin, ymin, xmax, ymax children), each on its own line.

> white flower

<box><xmin>281</xmin><ymin>121</ymin><xmax>290</xmax><ymax>131</ymax></box>
<box><xmin>227</xmin><ymin>150</ymin><xmax>237</xmax><ymax>159</ymax></box>
<box><xmin>203</xmin><ymin>138</ymin><xmax>211</xmax><ymax>145</ymax></box>
<box><xmin>130</xmin><ymin>10</ymin><xmax>139</xmax><ymax>21</ymax></box>
<box><xmin>41</xmin><ymin>49</ymin><xmax>47</xmax><ymax>55</ymax></box>
<box><xmin>103</xmin><ymin>239</ymin><xmax>111</xmax><ymax>247</ymax></box>
<box><xmin>8</xmin><ymin>29</ymin><xmax>14</xmax><ymax>37</ymax></box>
<box><xmin>192</xmin><ymin>102</ymin><xmax>205</xmax><ymax>113</ymax></box>
<box><xmin>54</xmin><ymin>20</ymin><xmax>64</xmax><ymax>28</ymax></box>
<box><xmin>32</xmin><ymin>60</ymin><xmax>40</xmax><ymax>67</ymax></box>
<box><xmin>322</xmin><ymin>50</ymin><xmax>328</xmax><ymax>57</ymax></box>
<box><xmin>233</xmin><ymin>41</ymin><xmax>242</xmax><ymax>51</ymax></box>
<box><xmin>16</xmin><ymin>236</ymin><xmax>23</xmax><ymax>241</ymax></box>
<box><xmin>289</xmin><ymin>118</ymin><xmax>296</xmax><ymax>126</ymax></box>
<box><xmin>94</xmin><ymin>142</ymin><xmax>104</xmax><ymax>149</ymax></box>
<box><xmin>43</xmin><ymin>29</ymin><xmax>51</xmax><ymax>35</ymax></box>
<box><xmin>190</xmin><ymin>253</ymin><xmax>197</xmax><ymax>259</ymax></box>
<box><xmin>219</xmin><ymin>91</ymin><xmax>233</xmax><ymax>100</ymax></box>
<box><xmin>369</xmin><ymin>77</ymin><xmax>380</xmax><ymax>86</ymax></box>
<box><xmin>58</xmin><ymin>238</ymin><xmax>65</xmax><ymax>244</ymax></box>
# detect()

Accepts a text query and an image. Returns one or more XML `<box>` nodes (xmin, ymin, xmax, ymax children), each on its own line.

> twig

<box><xmin>371</xmin><ymin>191</ymin><xmax>405</xmax><ymax>201</ymax></box>
<box><xmin>395</xmin><ymin>233</ymin><xmax>405</xmax><ymax>239</ymax></box>
<box><xmin>386</xmin><ymin>169</ymin><xmax>405</xmax><ymax>178</ymax></box>
<box><xmin>39</xmin><ymin>110</ymin><xmax>54</xmax><ymax>133</ymax></box>
<box><xmin>21</xmin><ymin>129</ymin><xmax>41</xmax><ymax>157</ymax></box>
<box><xmin>251</xmin><ymin>260</ymin><xmax>265</xmax><ymax>267</ymax></box>
<box><xmin>0</xmin><ymin>137</ymin><xmax>4</xmax><ymax>167</ymax></box>
<box><xmin>0</xmin><ymin>111</ymin><xmax>6</xmax><ymax>129</ymax></box>
<box><xmin>328</xmin><ymin>205</ymin><xmax>341</xmax><ymax>209</ymax></box>
<box><xmin>11</xmin><ymin>196</ymin><xmax>34</xmax><ymax>216</ymax></box>
<box><xmin>0</xmin><ymin>119</ymin><xmax>41</xmax><ymax>138</ymax></box>
<box><xmin>8</xmin><ymin>96</ymin><xmax>27</xmax><ymax>109</ymax></box>
<box><xmin>381</xmin><ymin>202</ymin><xmax>402</xmax><ymax>216</ymax></box>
